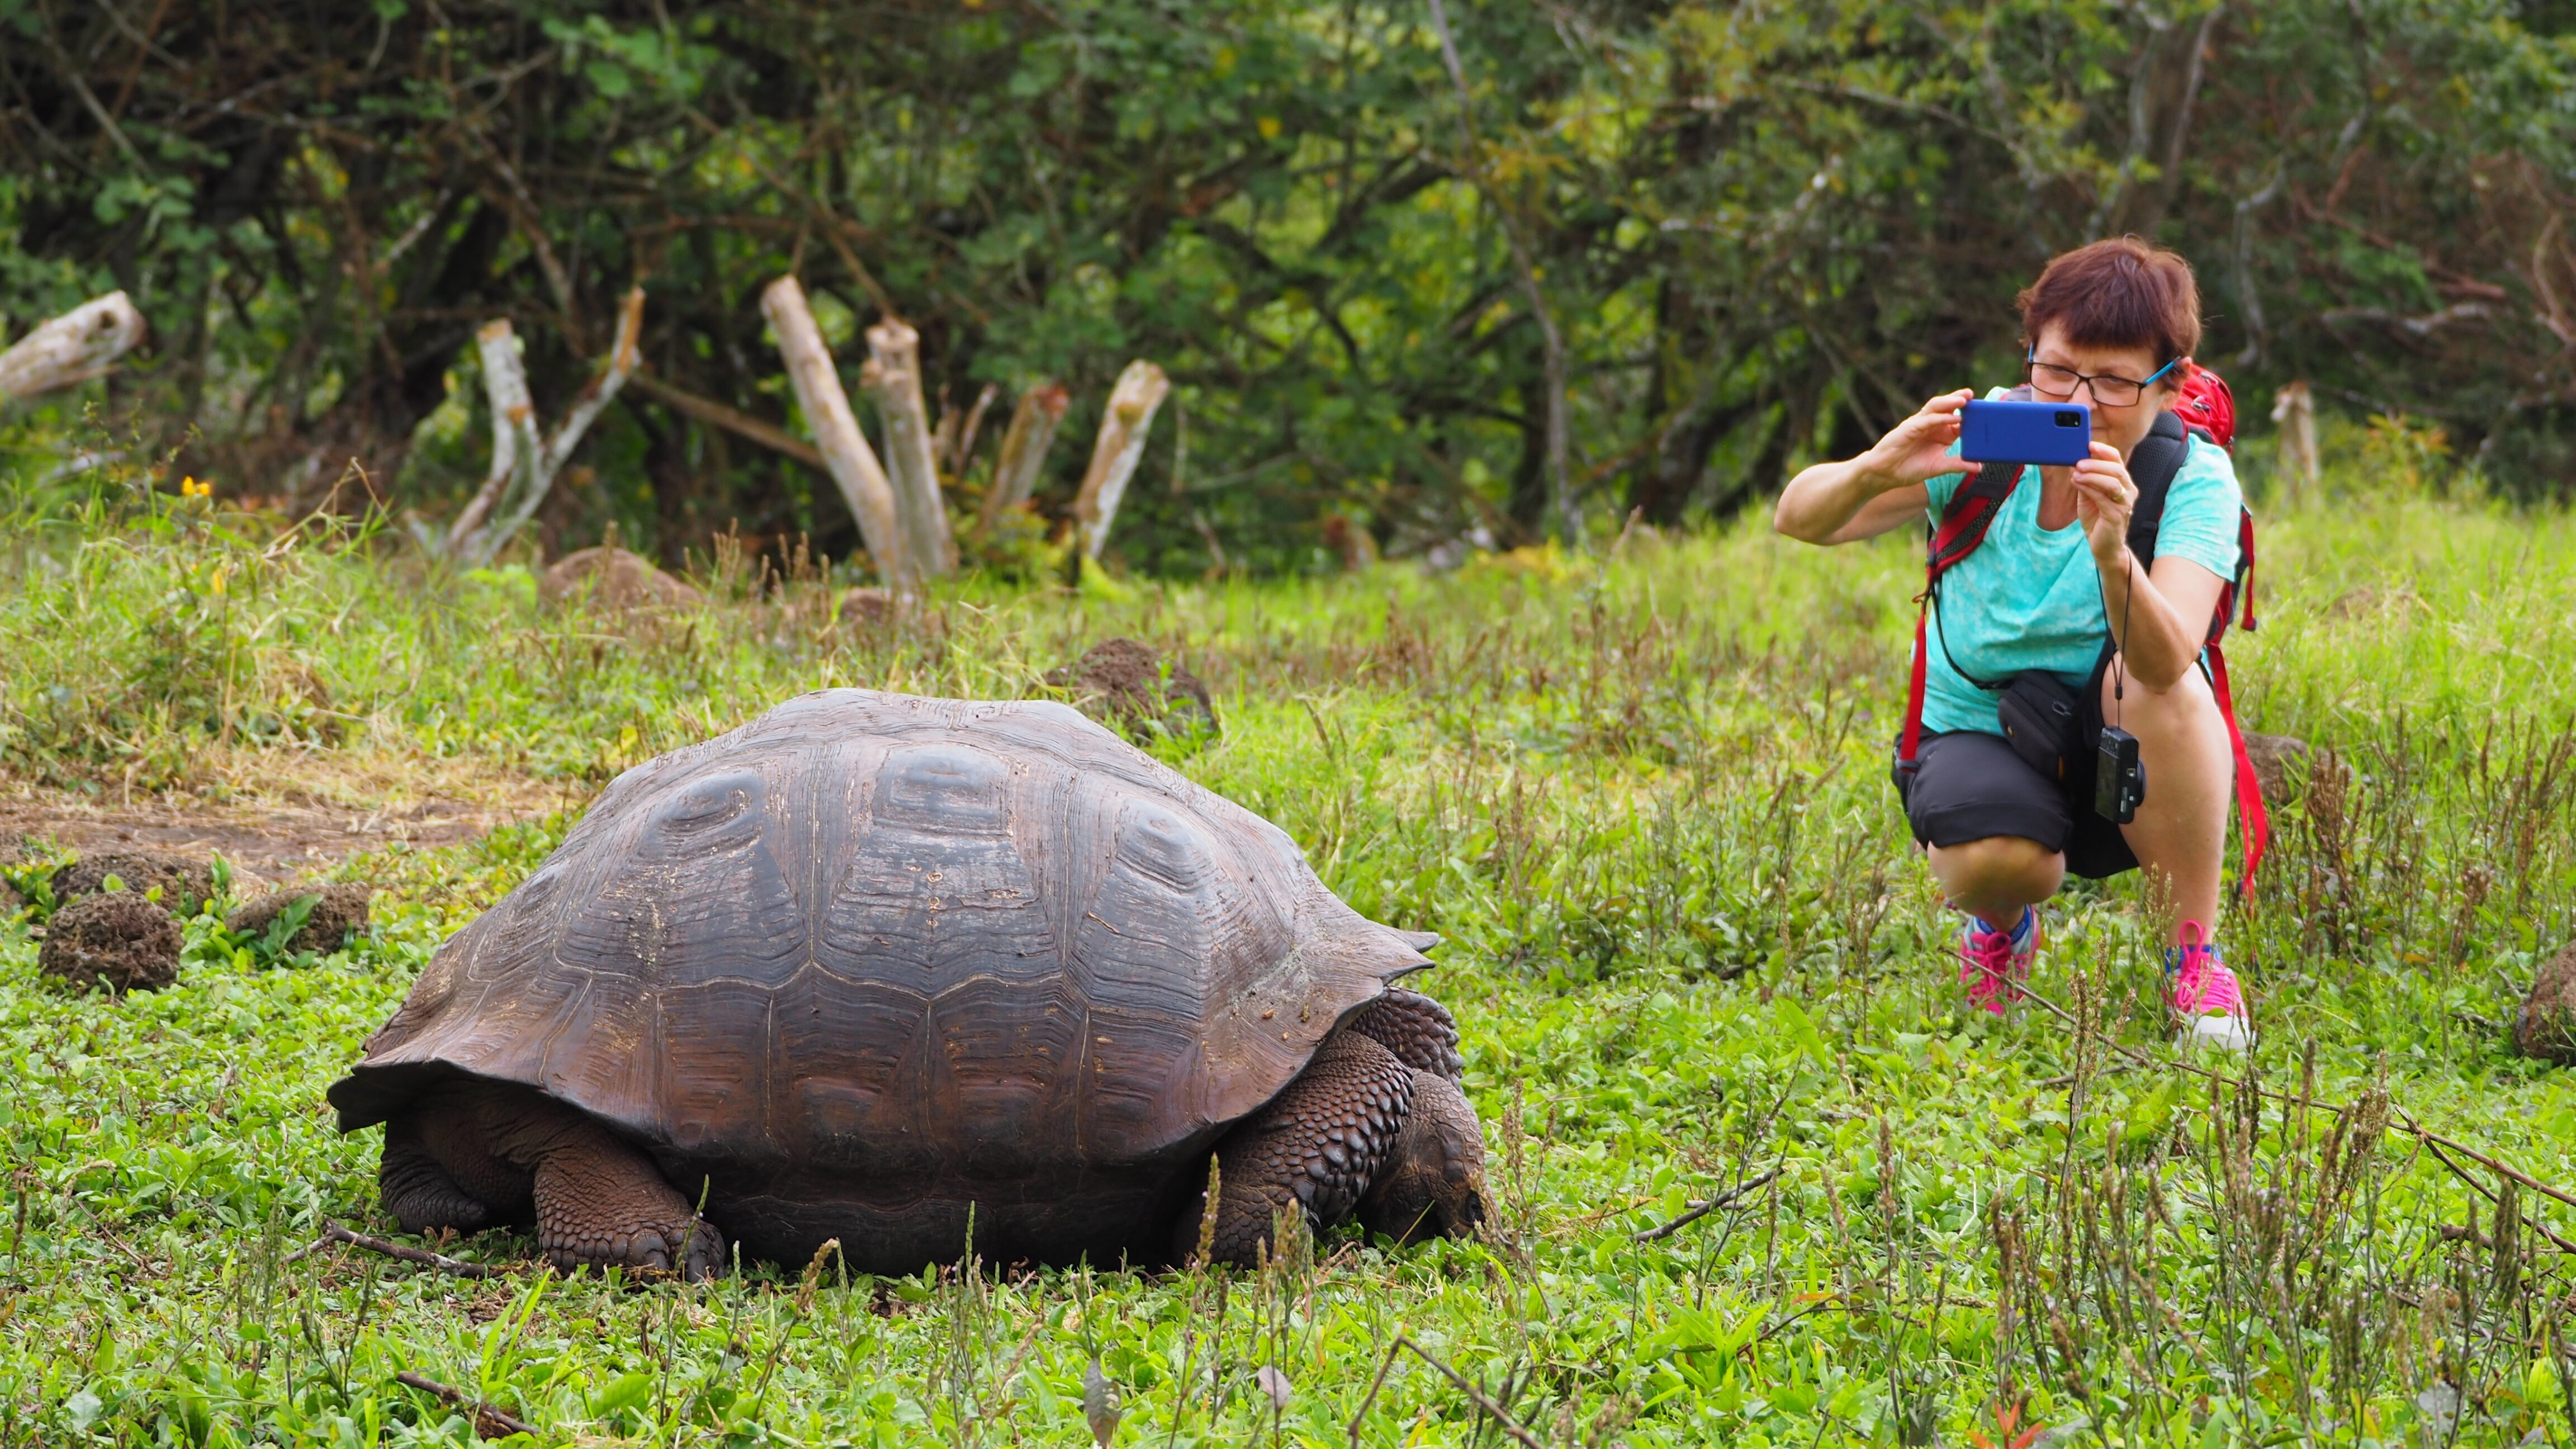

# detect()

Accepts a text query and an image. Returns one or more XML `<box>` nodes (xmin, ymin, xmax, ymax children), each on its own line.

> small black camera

<box><xmin>2095</xmin><ymin>726</ymin><xmax>2146</xmax><ymax>823</ymax></box>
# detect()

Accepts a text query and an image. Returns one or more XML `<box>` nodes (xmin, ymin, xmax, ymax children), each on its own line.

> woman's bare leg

<box><xmin>2101</xmin><ymin>653</ymin><xmax>2232</xmax><ymax>933</ymax></box>
<box><xmin>1924</xmin><ymin>835</ymin><xmax>2064</xmax><ymax>928</ymax></box>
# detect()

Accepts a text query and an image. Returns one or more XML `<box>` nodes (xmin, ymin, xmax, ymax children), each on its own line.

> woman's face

<box><xmin>2028</xmin><ymin>324</ymin><xmax>2180</xmax><ymax>462</ymax></box>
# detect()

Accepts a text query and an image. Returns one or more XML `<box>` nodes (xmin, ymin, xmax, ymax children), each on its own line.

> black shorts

<box><xmin>1891</xmin><ymin>652</ymin><xmax>2139</xmax><ymax>880</ymax></box>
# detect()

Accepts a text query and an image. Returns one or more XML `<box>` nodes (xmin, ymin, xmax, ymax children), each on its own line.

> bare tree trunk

<box><xmin>1071</xmin><ymin>362</ymin><xmax>1172</xmax><ymax>561</ymax></box>
<box><xmin>762</xmin><ymin>276</ymin><xmax>911</xmax><ymax>591</ymax></box>
<box><xmin>982</xmin><ymin>384</ymin><xmax>1069</xmax><ymax>531</ymax></box>
<box><xmin>0</xmin><ymin>291</ymin><xmax>146</xmax><ymax>400</ymax></box>
<box><xmin>2272</xmin><ymin>381</ymin><xmax>2318</xmax><ymax>503</ymax></box>
<box><xmin>449</xmin><ymin>286</ymin><xmax>645</xmax><ymax>567</ymax></box>
<box><xmin>859</xmin><ymin>319</ymin><xmax>956</xmax><ymax>577</ymax></box>
<box><xmin>446</xmin><ymin>319</ymin><xmax>538</xmax><ymax>546</ymax></box>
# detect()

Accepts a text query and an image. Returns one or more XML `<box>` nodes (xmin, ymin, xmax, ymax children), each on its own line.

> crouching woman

<box><xmin>1773</xmin><ymin>237</ymin><xmax>2249</xmax><ymax>1048</ymax></box>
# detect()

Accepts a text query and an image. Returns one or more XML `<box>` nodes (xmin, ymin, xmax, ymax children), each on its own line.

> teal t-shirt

<box><xmin>1918</xmin><ymin>414</ymin><xmax>2243</xmax><ymax>737</ymax></box>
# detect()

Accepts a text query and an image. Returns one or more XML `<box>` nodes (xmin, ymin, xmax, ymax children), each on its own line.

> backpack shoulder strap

<box><xmin>1899</xmin><ymin>459</ymin><xmax>2022</xmax><ymax>769</ymax></box>
<box><xmin>1929</xmin><ymin>458</ymin><xmax>2021</xmax><ymax>576</ymax></box>
<box><xmin>2124</xmin><ymin>409</ymin><xmax>2190</xmax><ymax>567</ymax></box>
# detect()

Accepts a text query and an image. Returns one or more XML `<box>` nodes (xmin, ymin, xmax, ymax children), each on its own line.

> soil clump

<box><xmin>40</xmin><ymin>891</ymin><xmax>184</xmax><ymax>993</ymax></box>
<box><xmin>50</xmin><ymin>849</ymin><xmax>216</xmax><ymax>915</ymax></box>
<box><xmin>541</xmin><ymin>547</ymin><xmax>705</xmax><ymax>610</ymax></box>
<box><xmin>1044</xmin><ymin>638</ymin><xmax>1219</xmax><ymax>742</ymax></box>
<box><xmin>227</xmin><ymin>883</ymin><xmax>375</xmax><ymax>954</ymax></box>
<box><xmin>2242</xmin><ymin>732</ymin><xmax>2310</xmax><ymax>803</ymax></box>
<box><xmin>2517</xmin><ymin>942</ymin><xmax>2576</xmax><ymax>1065</ymax></box>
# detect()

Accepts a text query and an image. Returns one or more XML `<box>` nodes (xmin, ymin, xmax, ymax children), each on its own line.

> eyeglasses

<box><xmin>2025</xmin><ymin>350</ymin><xmax>2181</xmax><ymax>408</ymax></box>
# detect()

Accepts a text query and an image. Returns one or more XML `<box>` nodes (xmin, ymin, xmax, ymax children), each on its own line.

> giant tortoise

<box><xmin>327</xmin><ymin>690</ymin><xmax>1485</xmax><ymax>1277</ymax></box>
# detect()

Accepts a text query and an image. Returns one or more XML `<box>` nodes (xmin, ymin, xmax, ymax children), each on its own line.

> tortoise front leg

<box><xmin>1357</xmin><ymin>1068</ymin><xmax>1488</xmax><ymax>1245</ymax></box>
<box><xmin>1191</xmin><ymin>1031</ymin><xmax>1415</xmax><ymax>1266</ymax></box>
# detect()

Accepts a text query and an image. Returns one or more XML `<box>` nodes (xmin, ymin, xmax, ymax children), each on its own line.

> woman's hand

<box><xmin>1856</xmin><ymin>389</ymin><xmax>1976</xmax><ymax>491</ymax></box>
<box><xmin>2070</xmin><ymin>441</ymin><xmax>2138</xmax><ymax>567</ymax></box>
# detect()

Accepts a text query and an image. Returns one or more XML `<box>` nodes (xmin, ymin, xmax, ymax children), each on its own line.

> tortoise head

<box><xmin>1359</xmin><ymin>1069</ymin><xmax>1488</xmax><ymax>1246</ymax></box>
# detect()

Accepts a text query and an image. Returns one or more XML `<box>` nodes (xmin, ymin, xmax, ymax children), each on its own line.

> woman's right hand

<box><xmin>1857</xmin><ymin>389</ymin><xmax>1974</xmax><ymax>491</ymax></box>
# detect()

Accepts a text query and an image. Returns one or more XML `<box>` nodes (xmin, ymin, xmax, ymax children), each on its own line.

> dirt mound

<box><xmin>2242</xmin><ymin>732</ymin><xmax>2310</xmax><ymax>803</ymax></box>
<box><xmin>2517</xmin><ymin>943</ymin><xmax>2576</xmax><ymax>1064</ymax></box>
<box><xmin>1044</xmin><ymin>638</ymin><xmax>1219</xmax><ymax>742</ymax></box>
<box><xmin>50</xmin><ymin>849</ymin><xmax>216</xmax><ymax>916</ymax></box>
<box><xmin>226</xmin><ymin>883</ymin><xmax>374</xmax><ymax>954</ymax></box>
<box><xmin>40</xmin><ymin>891</ymin><xmax>184</xmax><ymax>993</ymax></box>
<box><xmin>540</xmin><ymin>547</ymin><xmax>705</xmax><ymax>610</ymax></box>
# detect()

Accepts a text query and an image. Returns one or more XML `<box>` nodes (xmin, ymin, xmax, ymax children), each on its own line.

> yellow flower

<box><xmin>1256</xmin><ymin>116</ymin><xmax>1281</xmax><ymax>140</ymax></box>
<box><xmin>179</xmin><ymin>476</ymin><xmax>212</xmax><ymax>498</ymax></box>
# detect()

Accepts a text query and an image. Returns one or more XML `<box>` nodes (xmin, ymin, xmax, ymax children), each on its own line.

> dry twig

<box><xmin>306</xmin><ymin>1219</ymin><xmax>500</xmax><ymax>1280</ymax></box>
<box><xmin>394</xmin><ymin>1370</ymin><xmax>536</xmax><ymax>1439</ymax></box>
<box><xmin>1393</xmin><ymin>1333</ymin><xmax>1547</xmax><ymax>1449</ymax></box>
<box><xmin>1632</xmin><ymin>1167</ymin><xmax>1784</xmax><ymax>1243</ymax></box>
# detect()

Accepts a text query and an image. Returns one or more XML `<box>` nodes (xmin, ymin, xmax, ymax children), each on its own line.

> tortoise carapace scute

<box><xmin>329</xmin><ymin>688</ymin><xmax>1452</xmax><ymax>1272</ymax></box>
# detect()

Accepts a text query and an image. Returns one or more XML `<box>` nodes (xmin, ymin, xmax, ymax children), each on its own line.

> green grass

<box><xmin>3</xmin><ymin>472</ymin><xmax>2576</xmax><ymax>1446</ymax></box>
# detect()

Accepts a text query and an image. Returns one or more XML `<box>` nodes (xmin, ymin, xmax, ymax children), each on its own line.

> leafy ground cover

<box><xmin>2</xmin><ymin>472</ymin><xmax>2576</xmax><ymax>1445</ymax></box>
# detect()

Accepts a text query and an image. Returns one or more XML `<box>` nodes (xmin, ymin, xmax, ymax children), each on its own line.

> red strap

<box><xmin>1901</xmin><ymin>462</ymin><xmax>2020</xmax><ymax>763</ymax></box>
<box><xmin>2206</xmin><ymin>643</ymin><xmax>2269</xmax><ymax>894</ymax></box>
<box><xmin>2237</xmin><ymin>509</ymin><xmax>2258</xmax><ymax>632</ymax></box>
<box><xmin>1899</xmin><ymin>602</ymin><xmax>1932</xmax><ymax>765</ymax></box>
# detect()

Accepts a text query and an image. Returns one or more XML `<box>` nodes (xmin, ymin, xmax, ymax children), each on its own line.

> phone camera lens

<box><xmin>2056</xmin><ymin>411</ymin><xmax>2083</xmax><ymax>427</ymax></box>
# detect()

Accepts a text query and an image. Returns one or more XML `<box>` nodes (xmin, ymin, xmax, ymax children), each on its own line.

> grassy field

<box><xmin>4</xmin><ymin>463</ymin><xmax>2576</xmax><ymax>1447</ymax></box>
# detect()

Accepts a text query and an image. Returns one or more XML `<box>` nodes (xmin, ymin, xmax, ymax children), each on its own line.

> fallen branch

<box><xmin>307</xmin><ymin>1218</ymin><xmax>500</xmax><ymax>1280</ymax></box>
<box><xmin>0</xmin><ymin>291</ymin><xmax>145</xmax><ymax>401</ymax></box>
<box><xmin>1632</xmin><ymin>1167</ymin><xmax>1783</xmax><ymax>1243</ymax></box>
<box><xmin>762</xmin><ymin>275</ymin><xmax>911</xmax><ymax>590</ymax></box>
<box><xmin>1071</xmin><ymin>362</ymin><xmax>1171</xmax><ymax>560</ymax></box>
<box><xmin>981</xmin><ymin>384</ymin><xmax>1069</xmax><ymax>532</ymax></box>
<box><xmin>628</xmin><ymin>371</ymin><xmax>826</xmax><ymax>471</ymax></box>
<box><xmin>394</xmin><ymin>1371</ymin><xmax>537</xmax><ymax>1440</ymax></box>
<box><xmin>1393</xmin><ymin>1334</ymin><xmax>1547</xmax><ymax>1449</ymax></box>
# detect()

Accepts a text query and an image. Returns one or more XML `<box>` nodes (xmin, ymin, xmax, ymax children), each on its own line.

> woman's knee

<box><xmin>2099</xmin><ymin>653</ymin><xmax>2220</xmax><ymax>735</ymax></box>
<box><xmin>1927</xmin><ymin>835</ymin><xmax>2065</xmax><ymax>899</ymax></box>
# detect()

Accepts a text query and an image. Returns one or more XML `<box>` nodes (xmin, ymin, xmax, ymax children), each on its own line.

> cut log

<box><xmin>859</xmin><ymin>319</ymin><xmax>956</xmax><ymax>577</ymax></box>
<box><xmin>0</xmin><ymin>291</ymin><xmax>146</xmax><ymax>400</ymax></box>
<box><xmin>448</xmin><ymin>286</ymin><xmax>645</xmax><ymax>567</ymax></box>
<box><xmin>983</xmin><ymin>385</ymin><xmax>1070</xmax><ymax>532</ymax></box>
<box><xmin>1071</xmin><ymin>362</ymin><xmax>1172</xmax><ymax>560</ymax></box>
<box><xmin>762</xmin><ymin>276</ymin><xmax>910</xmax><ymax>591</ymax></box>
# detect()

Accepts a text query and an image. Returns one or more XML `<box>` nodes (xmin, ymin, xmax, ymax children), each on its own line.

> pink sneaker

<box><xmin>2166</xmin><ymin>921</ymin><xmax>2252</xmax><ymax>1050</ymax></box>
<box><xmin>1957</xmin><ymin>908</ymin><xmax>2038</xmax><ymax>1016</ymax></box>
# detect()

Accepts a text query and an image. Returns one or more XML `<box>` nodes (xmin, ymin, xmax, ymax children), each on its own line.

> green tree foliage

<box><xmin>2</xmin><ymin>1</ymin><xmax>2571</xmax><ymax>574</ymax></box>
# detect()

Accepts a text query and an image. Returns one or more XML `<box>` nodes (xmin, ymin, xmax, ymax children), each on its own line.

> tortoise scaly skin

<box><xmin>329</xmin><ymin>689</ymin><xmax>1485</xmax><ymax>1276</ymax></box>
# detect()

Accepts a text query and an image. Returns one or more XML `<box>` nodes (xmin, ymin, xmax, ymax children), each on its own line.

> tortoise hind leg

<box><xmin>377</xmin><ymin>1114</ymin><xmax>494</xmax><ymax>1237</ymax></box>
<box><xmin>1188</xmin><ymin>1031</ymin><xmax>1414</xmax><ymax>1267</ymax></box>
<box><xmin>524</xmin><ymin>1126</ymin><xmax>728</xmax><ymax>1280</ymax></box>
<box><xmin>470</xmin><ymin>1090</ymin><xmax>727</xmax><ymax>1280</ymax></box>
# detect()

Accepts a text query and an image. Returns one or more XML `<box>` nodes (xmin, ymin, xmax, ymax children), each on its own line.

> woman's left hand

<box><xmin>2070</xmin><ymin>441</ymin><xmax>2137</xmax><ymax>567</ymax></box>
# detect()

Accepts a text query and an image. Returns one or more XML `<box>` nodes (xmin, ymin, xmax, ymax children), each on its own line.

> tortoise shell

<box><xmin>328</xmin><ymin>689</ymin><xmax>1432</xmax><ymax>1268</ymax></box>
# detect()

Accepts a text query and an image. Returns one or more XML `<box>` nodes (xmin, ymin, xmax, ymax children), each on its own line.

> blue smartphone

<box><xmin>1960</xmin><ymin>397</ymin><xmax>2092</xmax><ymax>466</ymax></box>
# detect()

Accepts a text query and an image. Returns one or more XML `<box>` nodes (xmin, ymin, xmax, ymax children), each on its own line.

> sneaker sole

<box><xmin>2181</xmin><ymin>1015</ymin><xmax>2253</xmax><ymax>1052</ymax></box>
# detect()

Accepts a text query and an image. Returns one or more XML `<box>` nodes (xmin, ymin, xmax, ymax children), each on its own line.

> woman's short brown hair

<box><xmin>2017</xmin><ymin>236</ymin><xmax>2203</xmax><ymax>368</ymax></box>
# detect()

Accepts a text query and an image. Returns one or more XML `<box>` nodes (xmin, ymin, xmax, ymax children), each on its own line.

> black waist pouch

<box><xmin>1996</xmin><ymin>671</ymin><xmax>2083</xmax><ymax>784</ymax></box>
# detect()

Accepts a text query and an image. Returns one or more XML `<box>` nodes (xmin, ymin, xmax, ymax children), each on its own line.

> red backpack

<box><xmin>1896</xmin><ymin>366</ymin><xmax>2268</xmax><ymax>892</ymax></box>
